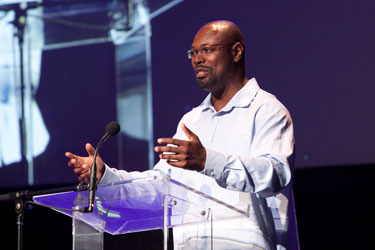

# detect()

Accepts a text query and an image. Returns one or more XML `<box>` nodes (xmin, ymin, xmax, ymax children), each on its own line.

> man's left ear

<box><xmin>232</xmin><ymin>42</ymin><xmax>244</xmax><ymax>63</ymax></box>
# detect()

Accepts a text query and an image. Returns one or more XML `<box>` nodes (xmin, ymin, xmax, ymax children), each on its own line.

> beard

<box><xmin>196</xmin><ymin>69</ymin><xmax>217</xmax><ymax>91</ymax></box>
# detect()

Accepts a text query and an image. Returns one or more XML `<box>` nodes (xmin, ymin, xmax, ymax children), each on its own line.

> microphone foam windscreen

<box><xmin>105</xmin><ymin>121</ymin><xmax>120</xmax><ymax>136</ymax></box>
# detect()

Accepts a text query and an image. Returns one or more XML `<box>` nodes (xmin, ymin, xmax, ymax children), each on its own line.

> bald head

<box><xmin>195</xmin><ymin>20</ymin><xmax>244</xmax><ymax>47</ymax></box>
<box><xmin>192</xmin><ymin>20</ymin><xmax>246</xmax><ymax>69</ymax></box>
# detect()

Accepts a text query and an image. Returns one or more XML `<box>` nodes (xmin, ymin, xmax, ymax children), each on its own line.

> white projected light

<box><xmin>0</xmin><ymin>5</ymin><xmax>49</xmax><ymax>181</ymax></box>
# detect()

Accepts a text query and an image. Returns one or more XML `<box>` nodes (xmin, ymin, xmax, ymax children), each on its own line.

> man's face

<box><xmin>190</xmin><ymin>28</ymin><xmax>233</xmax><ymax>92</ymax></box>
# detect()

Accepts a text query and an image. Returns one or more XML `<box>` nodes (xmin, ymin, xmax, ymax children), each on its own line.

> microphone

<box><xmin>84</xmin><ymin>121</ymin><xmax>120</xmax><ymax>213</ymax></box>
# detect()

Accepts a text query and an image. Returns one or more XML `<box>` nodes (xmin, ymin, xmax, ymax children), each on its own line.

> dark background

<box><xmin>1</xmin><ymin>0</ymin><xmax>374</xmax><ymax>249</ymax></box>
<box><xmin>151</xmin><ymin>0</ymin><xmax>375</xmax><ymax>169</ymax></box>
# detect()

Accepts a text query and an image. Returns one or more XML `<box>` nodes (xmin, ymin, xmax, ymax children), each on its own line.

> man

<box><xmin>66</xmin><ymin>20</ymin><xmax>299</xmax><ymax>250</ymax></box>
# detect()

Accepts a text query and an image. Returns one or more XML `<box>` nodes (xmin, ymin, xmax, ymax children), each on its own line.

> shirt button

<box><xmin>210</xmin><ymin>170</ymin><xmax>215</xmax><ymax>177</ymax></box>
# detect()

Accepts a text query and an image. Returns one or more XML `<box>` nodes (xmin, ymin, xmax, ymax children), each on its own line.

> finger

<box><xmin>159</xmin><ymin>153</ymin><xmax>186</xmax><ymax>161</ymax></box>
<box><xmin>85</xmin><ymin>143</ymin><xmax>95</xmax><ymax>156</ymax></box>
<box><xmin>72</xmin><ymin>163</ymin><xmax>89</xmax><ymax>174</ymax></box>
<box><xmin>181</xmin><ymin>123</ymin><xmax>196</xmax><ymax>140</ymax></box>
<box><xmin>154</xmin><ymin>145</ymin><xmax>181</xmax><ymax>153</ymax></box>
<box><xmin>166</xmin><ymin>160</ymin><xmax>186</xmax><ymax>168</ymax></box>
<box><xmin>73</xmin><ymin>167</ymin><xmax>84</xmax><ymax>175</ymax></box>
<box><xmin>67</xmin><ymin>158</ymin><xmax>77</xmax><ymax>167</ymax></box>
<box><xmin>157</xmin><ymin>138</ymin><xmax>186</xmax><ymax>146</ymax></box>
<box><xmin>77</xmin><ymin>172</ymin><xmax>91</xmax><ymax>182</ymax></box>
<box><xmin>79</xmin><ymin>171</ymin><xmax>90</xmax><ymax>178</ymax></box>
<box><xmin>65</xmin><ymin>152</ymin><xmax>78</xmax><ymax>160</ymax></box>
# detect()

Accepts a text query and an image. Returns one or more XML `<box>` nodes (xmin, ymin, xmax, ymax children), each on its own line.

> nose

<box><xmin>192</xmin><ymin>52</ymin><xmax>204</xmax><ymax>66</ymax></box>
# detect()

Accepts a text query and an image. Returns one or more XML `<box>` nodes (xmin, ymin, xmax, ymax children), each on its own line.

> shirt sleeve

<box><xmin>100</xmin><ymin>164</ymin><xmax>159</xmax><ymax>183</ymax></box>
<box><xmin>202</xmin><ymin>104</ymin><xmax>294</xmax><ymax>198</ymax></box>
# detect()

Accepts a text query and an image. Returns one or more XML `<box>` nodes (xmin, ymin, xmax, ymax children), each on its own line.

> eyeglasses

<box><xmin>186</xmin><ymin>43</ymin><xmax>234</xmax><ymax>60</ymax></box>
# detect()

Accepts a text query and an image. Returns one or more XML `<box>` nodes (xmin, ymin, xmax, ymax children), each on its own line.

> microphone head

<box><xmin>105</xmin><ymin>121</ymin><xmax>120</xmax><ymax>136</ymax></box>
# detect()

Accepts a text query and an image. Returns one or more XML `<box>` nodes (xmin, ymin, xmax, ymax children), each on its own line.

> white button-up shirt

<box><xmin>102</xmin><ymin>78</ymin><xmax>299</xmax><ymax>250</ymax></box>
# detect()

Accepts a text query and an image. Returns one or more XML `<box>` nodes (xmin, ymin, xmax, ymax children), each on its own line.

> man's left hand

<box><xmin>154</xmin><ymin>123</ymin><xmax>206</xmax><ymax>171</ymax></box>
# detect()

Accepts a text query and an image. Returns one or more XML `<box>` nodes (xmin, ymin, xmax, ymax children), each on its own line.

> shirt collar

<box><xmin>198</xmin><ymin>78</ymin><xmax>260</xmax><ymax>113</ymax></box>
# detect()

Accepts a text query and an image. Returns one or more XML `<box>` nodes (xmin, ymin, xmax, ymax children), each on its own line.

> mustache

<box><xmin>194</xmin><ymin>65</ymin><xmax>212</xmax><ymax>71</ymax></box>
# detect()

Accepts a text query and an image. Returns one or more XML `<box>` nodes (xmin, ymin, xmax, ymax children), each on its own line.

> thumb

<box><xmin>181</xmin><ymin>123</ymin><xmax>197</xmax><ymax>140</ymax></box>
<box><xmin>85</xmin><ymin>143</ymin><xmax>95</xmax><ymax>156</ymax></box>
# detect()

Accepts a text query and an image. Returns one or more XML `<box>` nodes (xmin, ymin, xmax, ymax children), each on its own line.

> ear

<box><xmin>232</xmin><ymin>42</ymin><xmax>244</xmax><ymax>63</ymax></box>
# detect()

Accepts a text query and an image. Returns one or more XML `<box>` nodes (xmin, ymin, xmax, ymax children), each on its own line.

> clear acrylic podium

<box><xmin>33</xmin><ymin>172</ymin><xmax>250</xmax><ymax>250</ymax></box>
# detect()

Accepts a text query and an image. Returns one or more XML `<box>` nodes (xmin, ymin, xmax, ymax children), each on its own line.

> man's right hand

<box><xmin>65</xmin><ymin>143</ymin><xmax>105</xmax><ymax>183</ymax></box>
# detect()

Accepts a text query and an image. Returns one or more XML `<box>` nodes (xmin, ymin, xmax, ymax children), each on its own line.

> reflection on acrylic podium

<box><xmin>33</xmin><ymin>172</ymin><xmax>250</xmax><ymax>250</ymax></box>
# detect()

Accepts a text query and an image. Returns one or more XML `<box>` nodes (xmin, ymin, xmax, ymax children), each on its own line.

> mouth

<box><xmin>195</xmin><ymin>67</ymin><xmax>211</xmax><ymax>79</ymax></box>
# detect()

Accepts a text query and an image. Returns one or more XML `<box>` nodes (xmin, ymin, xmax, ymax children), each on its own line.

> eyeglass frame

<box><xmin>186</xmin><ymin>43</ymin><xmax>235</xmax><ymax>60</ymax></box>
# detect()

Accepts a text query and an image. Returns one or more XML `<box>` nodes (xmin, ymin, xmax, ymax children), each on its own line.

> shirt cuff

<box><xmin>100</xmin><ymin>164</ymin><xmax>121</xmax><ymax>183</ymax></box>
<box><xmin>202</xmin><ymin>148</ymin><xmax>227</xmax><ymax>179</ymax></box>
